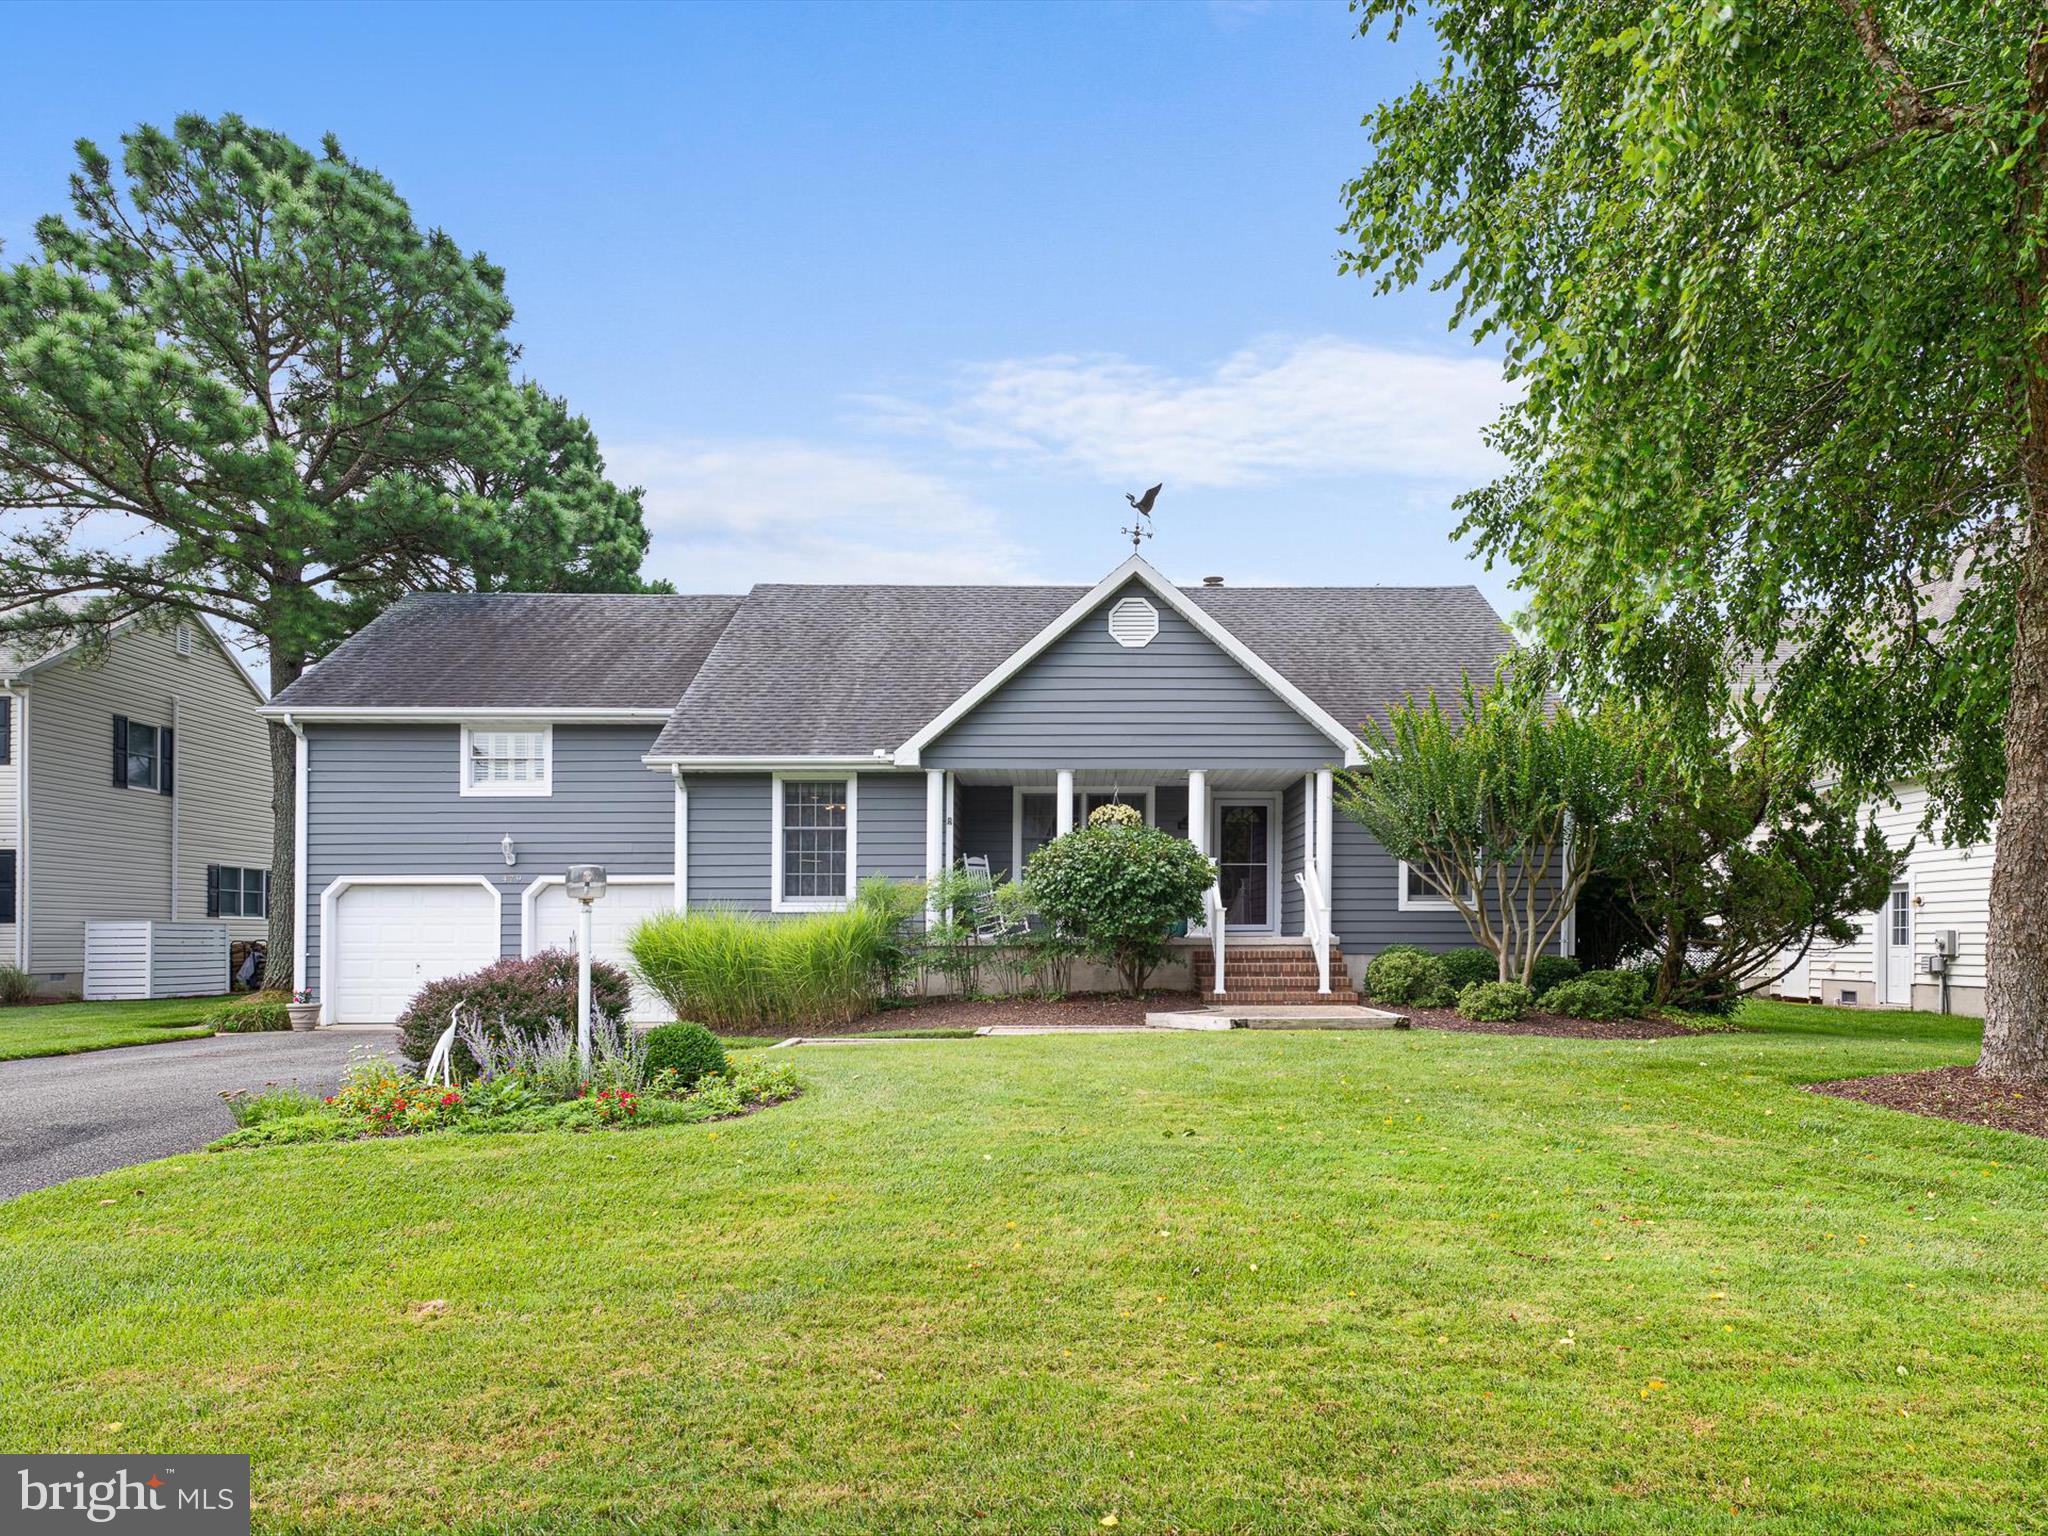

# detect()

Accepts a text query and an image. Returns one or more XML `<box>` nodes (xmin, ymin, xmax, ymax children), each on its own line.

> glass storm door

<box><xmin>1882</xmin><ymin>883</ymin><xmax>1912</xmax><ymax>1003</ymax></box>
<box><xmin>1216</xmin><ymin>801</ymin><xmax>1274</xmax><ymax>932</ymax></box>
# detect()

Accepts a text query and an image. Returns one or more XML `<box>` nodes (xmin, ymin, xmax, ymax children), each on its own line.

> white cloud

<box><xmin>608</xmin><ymin>439</ymin><xmax>1037</xmax><ymax>592</ymax></box>
<box><xmin>863</xmin><ymin>337</ymin><xmax>1512</xmax><ymax>489</ymax></box>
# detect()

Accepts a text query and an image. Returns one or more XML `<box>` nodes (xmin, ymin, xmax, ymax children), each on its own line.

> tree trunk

<box><xmin>260</xmin><ymin>648</ymin><xmax>304</xmax><ymax>992</ymax></box>
<box><xmin>1981</xmin><ymin>25</ymin><xmax>2048</xmax><ymax>1083</ymax></box>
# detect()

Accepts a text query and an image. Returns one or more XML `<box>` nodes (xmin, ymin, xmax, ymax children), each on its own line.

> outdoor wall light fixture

<box><xmin>501</xmin><ymin>834</ymin><xmax>517</xmax><ymax>867</ymax></box>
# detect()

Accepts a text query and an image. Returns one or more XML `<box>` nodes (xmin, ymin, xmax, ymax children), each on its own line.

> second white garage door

<box><xmin>330</xmin><ymin>880</ymin><xmax>502</xmax><ymax>1024</ymax></box>
<box><xmin>527</xmin><ymin>878</ymin><xmax>675</xmax><ymax>1024</ymax></box>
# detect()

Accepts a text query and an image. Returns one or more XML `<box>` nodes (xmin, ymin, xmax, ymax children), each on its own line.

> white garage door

<box><xmin>528</xmin><ymin>879</ymin><xmax>675</xmax><ymax>1024</ymax></box>
<box><xmin>331</xmin><ymin>882</ymin><xmax>501</xmax><ymax>1024</ymax></box>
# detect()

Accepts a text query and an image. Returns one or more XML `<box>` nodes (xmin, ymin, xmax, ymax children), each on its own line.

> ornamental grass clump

<box><xmin>627</xmin><ymin>882</ymin><xmax>916</xmax><ymax>1030</ymax></box>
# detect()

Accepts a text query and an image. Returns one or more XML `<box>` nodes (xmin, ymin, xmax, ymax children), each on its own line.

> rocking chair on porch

<box><xmin>959</xmin><ymin>856</ymin><xmax>1019</xmax><ymax>943</ymax></box>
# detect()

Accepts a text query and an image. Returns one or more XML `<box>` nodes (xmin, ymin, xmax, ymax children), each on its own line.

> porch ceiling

<box><xmin>947</xmin><ymin>767</ymin><xmax>1312</xmax><ymax>791</ymax></box>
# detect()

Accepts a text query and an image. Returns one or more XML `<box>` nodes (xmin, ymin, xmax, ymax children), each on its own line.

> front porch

<box><xmin>926</xmin><ymin>766</ymin><xmax>1346</xmax><ymax>1001</ymax></box>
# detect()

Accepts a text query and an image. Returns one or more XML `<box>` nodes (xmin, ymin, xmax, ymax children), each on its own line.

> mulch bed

<box><xmin>1400</xmin><ymin>1005</ymin><xmax>1705</xmax><ymax>1041</ymax></box>
<box><xmin>788</xmin><ymin>992</ymin><xmax>1202</xmax><ymax>1036</ymax></box>
<box><xmin>1807</xmin><ymin>1064</ymin><xmax>2048</xmax><ymax>1140</ymax></box>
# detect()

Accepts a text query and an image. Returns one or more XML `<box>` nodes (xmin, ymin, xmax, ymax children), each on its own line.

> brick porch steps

<box><xmin>1191</xmin><ymin>943</ymin><xmax>1359</xmax><ymax>1005</ymax></box>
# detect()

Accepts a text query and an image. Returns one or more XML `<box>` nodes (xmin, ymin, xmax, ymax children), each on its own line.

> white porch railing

<box><xmin>1204</xmin><ymin>886</ymin><xmax>1226</xmax><ymax>996</ymax></box>
<box><xmin>1296</xmin><ymin>862</ymin><xmax>1333</xmax><ymax>995</ymax></box>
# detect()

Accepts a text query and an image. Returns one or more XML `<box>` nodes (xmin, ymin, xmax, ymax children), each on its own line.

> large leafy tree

<box><xmin>1342</xmin><ymin>5</ymin><xmax>2048</xmax><ymax>1078</ymax></box>
<box><xmin>0</xmin><ymin>114</ymin><xmax>655</xmax><ymax>988</ymax></box>
<box><xmin>1335</xmin><ymin>660</ymin><xmax>1639</xmax><ymax>986</ymax></box>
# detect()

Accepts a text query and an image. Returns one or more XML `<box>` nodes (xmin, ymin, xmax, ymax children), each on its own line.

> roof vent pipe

<box><xmin>1201</xmin><ymin>576</ymin><xmax>1224</xmax><ymax>587</ymax></box>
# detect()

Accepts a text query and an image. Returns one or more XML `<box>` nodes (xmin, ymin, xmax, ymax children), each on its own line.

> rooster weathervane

<box><xmin>1121</xmin><ymin>482</ymin><xmax>1162</xmax><ymax>551</ymax></box>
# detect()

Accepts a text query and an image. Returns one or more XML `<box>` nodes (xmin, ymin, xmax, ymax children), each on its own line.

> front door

<box><xmin>1215</xmin><ymin>798</ymin><xmax>1278</xmax><ymax>933</ymax></box>
<box><xmin>1879</xmin><ymin>882</ymin><xmax>1912</xmax><ymax>1004</ymax></box>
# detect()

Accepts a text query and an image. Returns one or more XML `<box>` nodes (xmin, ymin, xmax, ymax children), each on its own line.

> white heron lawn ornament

<box><xmin>564</xmin><ymin>864</ymin><xmax>608</xmax><ymax>1073</ymax></box>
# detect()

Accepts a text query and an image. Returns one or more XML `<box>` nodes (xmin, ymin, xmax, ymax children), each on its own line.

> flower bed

<box><xmin>211</xmin><ymin>1021</ymin><xmax>800</xmax><ymax>1149</ymax></box>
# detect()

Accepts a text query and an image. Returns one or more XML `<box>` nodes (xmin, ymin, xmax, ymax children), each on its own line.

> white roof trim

<box><xmin>258</xmin><ymin>705</ymin><xmax>671</xmax><ymax>723</ymax></box>
<box><xmin>891</xmin><ymin>555</ymin><xmax>1364</xmax><ymax>767</ymax></box>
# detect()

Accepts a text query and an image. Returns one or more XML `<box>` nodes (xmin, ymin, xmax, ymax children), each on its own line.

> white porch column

<box><xmin>1315</xmin><ymin>768</ymin><xmax>1336</xmax><ymax>934</ymax></box>
<box><xmin>1056</xmin><ymin>769</ymin><xmax>1075</xmax><ymax>836</ymax></box>
<box><xmin>925</xmin><ymin>769</ymin><xmax>946</xmax><ymax>923</ymax></box>
<box><xmin>945</xmin><ymin>771</ymin><xmax>957</xmax><ymax>869</ymax></box>
<box><xmin>1187</xmin><ymin>770</ymin><xmax>1209</xmax><ymax>856</ymax></box>
<box><xmin>672</xmin><ymin>769</ymin><xmax>689</xmax><ymax>911</ymax></box>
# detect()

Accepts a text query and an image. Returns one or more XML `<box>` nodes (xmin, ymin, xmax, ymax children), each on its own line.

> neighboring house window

<box><xmin>112</xmin><ymin>715</ymin><xmax>174</xmax><ymax>796</ymax></box>
<box><xmin>460</xmin><ymin>724</ymin><xmax>552</xmax><ymax>796</ymax></box>
<box><xmin>207</xmin><ymin>865</ymin><xmax>269</xmax><ymax>919</ymax></box>
<box><xmin>773</xmin><ymin>775</ymin><xmax>856</xmax><ymax>910</ymax></box>
<box><xmin>1397</xmin><ymin>859</ymin><xmax>1470</xmax><ymax>912</ymax></box>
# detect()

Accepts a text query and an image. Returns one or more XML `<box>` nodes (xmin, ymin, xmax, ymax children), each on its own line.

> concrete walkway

<box><xmin>0</xmin><ymin>1028</ymin><xmax>393</xmax><ymax>1200</ymax></box>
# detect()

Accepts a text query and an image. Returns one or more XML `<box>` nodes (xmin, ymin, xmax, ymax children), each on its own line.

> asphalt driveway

<box><xmin>0</xmin><ymin>1028</ymin><xmax>393</xmax><ymax>1199</ymax></box>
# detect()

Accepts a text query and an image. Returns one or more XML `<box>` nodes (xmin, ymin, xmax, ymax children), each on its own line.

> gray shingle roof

<box><xmin>270</xmin><ymin>593</ymin><xmax>745</xmax><ymax>711</ymax></box>
<box><xmin>645</xmin><ymin>581</ymin><xmax>1512</xmax><ymax>757</ymax></box>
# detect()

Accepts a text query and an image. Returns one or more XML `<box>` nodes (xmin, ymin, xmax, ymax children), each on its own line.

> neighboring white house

<box><xmin>0</xmin><ymin>615</ymin><xmax>274</xmax><ymax>997</ymax></box>
<box><xmin>1769</xmin><ymin>780</ymin><xmax>1994</xmax><ymax>1016</ymax></box>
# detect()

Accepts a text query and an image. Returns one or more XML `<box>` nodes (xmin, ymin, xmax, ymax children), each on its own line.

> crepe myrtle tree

<box><xmin>0</xmin><ymin>114</ymin><xmax>657</xmax><ymax>989</ymax></box>
<box><xmin>1337</xmin><ymin>659</ymin><xmax>1639</xmax><ymax>987</ymax></box>
<box><xmin>1342</xmin><ymin>5</ymin><xmax>2048</xmax><ymax>1077</ymax></box>
<box><xmin>1024</xmin><ymin>812</ymin><xmax>1217</xmax><ymax>995</ymax></box>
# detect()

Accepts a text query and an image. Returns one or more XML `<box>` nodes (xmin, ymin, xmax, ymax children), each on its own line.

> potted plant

<box><xmin>287</xmin><ymin>989</ymin><xmax>321</xmax><ymax>1031</ymax></box>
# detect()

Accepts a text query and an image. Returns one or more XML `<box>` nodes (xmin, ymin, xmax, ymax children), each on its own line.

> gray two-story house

<box><xmin>2</xmin><ymin>615</ymin><xmax>274</xmax><ymax>996</ymax></box>
<box><xmin>264</xmin><ymin>556</ymin><xmax>1531</xmax><ymax>1023</ymax></box>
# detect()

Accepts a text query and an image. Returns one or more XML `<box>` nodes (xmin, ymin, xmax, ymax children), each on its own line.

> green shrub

<box><xmin>642</xmin><ymin>1022</ymin><xmax>728</xmax><ymax>1087</ymax></box>
<box><xmin>397</xmin><ymin>950</ymin><xmax>632</xmax><ymax>1076</ymax></box>
<box><xmin>0</xmin><ymin>963</ymin><xmax>36</xmax><ymax>1006</ymax></box>
<box><xmin>1364</xmin><ymin>947</ymin><xmax>1456</xmax><ymax>1008</ymax></box>
<box><xmin>1439</xmin><ymin>947</ymin><xmax>1497</xmax><ymax>989</ymax></box>
<box><xmin>209</xmin><ymin>1113</ymin><xmax>353</xmax><ymax>1149</ymax></box>
<box><xmin>1025</xmin><ymin>824</ymin><xmax>1218</xmax><ymax>994</ymax></box>
<box><xmin>1457</xmin><ymin>980</ymin><xmax>1534</xmax><ymax>1022</ymax></box>
<box><xmin>1531</xmin><ymin>955</ymin><xmax>1582</xmax><ymax>994</ymax></box>
<box><xmin>628</xmin><ymin>886</ymin><xmax>914</xmax><ymax>1031</ymax></box>
<box><xmin>206</xmin><ymin>991</ymin><xmax>292</xmax><ymax>1033</ymax></box>
<box><xmin>1538</xmin><ymin>968</ymin><xmax>1649</xmax><ymax>1021</ymax></box>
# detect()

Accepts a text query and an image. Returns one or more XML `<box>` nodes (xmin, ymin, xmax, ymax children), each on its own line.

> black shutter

<box><xmin>159</xmin><ymin>726</ymin><xmax>174</xmax><ymax>796</ymax></box>
<box><xmin>0</xmin><ymin>696</ymin><xmax>11</xmax><ymax>765</ymax></box>
<box><xmin>0</xmin><ymin>850</ymin><xmax>14</xmax><ymax>925</ymax></box>
<box><xmin>112</xmin><ymin>715</ymin><xmax>129</xmax><ymax>787</ymax></box>
<box><xmin>205</xmin><ymin>864</ymin><xmax>221</xmax><ymax>918</ymax></box>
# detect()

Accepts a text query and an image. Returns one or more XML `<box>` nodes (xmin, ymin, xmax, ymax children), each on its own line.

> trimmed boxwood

<box><xmin>1457</xmin><ymin>980</ymin><xmax>1534</xmax><ymax>1023</ymax></box>
<box><xmin>1364</xmin><ymin>946</ymin><xmax>1456</xmax><ymax>1008</ymax></box>
<box><xmin>1531</xmin><ymin>954</ymin><xmax>1582</xmax><ymax>995</ymax></box>
<box><xmin>642</xmin><ymin>1021</ymin><xmax>729</xmax><ymax>1088</ymax></box>
<box><xmin>397</xmin><ymin>950</ymin><xmax>632</xmax><ymax>1076</ymax></box>
<box><xmin>1538</xmin><ymin>968</ymin><xmax>1649</xmax><ymax>1022</ymax></box>
<box><xmin>1439</xmin><ymin>947</ymin><xmax>1497</xmax><ymax>990</ymax></box>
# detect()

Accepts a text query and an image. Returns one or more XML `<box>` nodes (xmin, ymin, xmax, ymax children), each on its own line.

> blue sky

<box><xmin>0</xmin><ymin>0</ymin><xmax>1514</xmax><ymax>607</ymax></box>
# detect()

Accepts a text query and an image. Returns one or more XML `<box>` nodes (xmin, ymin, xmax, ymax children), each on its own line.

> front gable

<box><xmin>919</xmin><ymin>577</ymin><xmax>1342</xmax><ymax>771</ymax></box>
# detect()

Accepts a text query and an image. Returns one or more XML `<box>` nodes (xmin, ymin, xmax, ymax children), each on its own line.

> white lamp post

<box><xmin>564</xmin><ymin>864</ymin><xmax>607</xmax><ymax>1074</ymax></box>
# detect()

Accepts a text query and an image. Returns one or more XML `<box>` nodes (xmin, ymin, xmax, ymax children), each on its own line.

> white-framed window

<box><xmin>459</xmin><ymin>724</ymin><xmax>552</xmax><ymax>797</ymax></box>
<box><xmin>772</xmin><ymin>774</ymin><xmax>857</xmax><ymax>911</ymax></box>
<box><xmin>210</xmin><ymin>864</ymin><xmax>269</xmax><ymax>919</ymax></box>
<box><xmin>1397</xmin><ymin>859</ymin><xmax>1471</xmax><ymax>912</ymax></box>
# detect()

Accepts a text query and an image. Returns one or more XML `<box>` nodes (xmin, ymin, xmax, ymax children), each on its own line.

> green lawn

<box><xmin>3</xmin><ymin>1001</ymin><xmax>2043</xmax><ymax>1533</ymax></box>
<box><xmin>0</xmin><ymin>994</ymin><xmax>230</xmax><ymax>1059</ymax></box>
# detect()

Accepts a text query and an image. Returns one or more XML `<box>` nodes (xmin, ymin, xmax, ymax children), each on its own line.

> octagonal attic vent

<box><xmin>1107</xmin><ymin>595</ymin><xmax>1159</xmax><ymax>649</ymax></box>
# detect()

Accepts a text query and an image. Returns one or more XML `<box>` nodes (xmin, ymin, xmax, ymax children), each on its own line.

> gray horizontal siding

<box><xmin>305</xmin><ymin>723</ymin><xmax>673</xmax><ymax>997</ymax></box>
<box><xmin>1328</xmin><ymin>815</ymin><xmax>1472</xmax><ymax>955</ymax></box>
<box><xmin>682</xmin><ymin>771</ymin><xmax>929</xmax><ymax>912</ymax></box>
<box><xmin>1282</xmin><ymin>778</ymin><xmax>1306</xmax><ymax>935</ymax></box>
<box><xmin>923</xmin><ymin>580</ymin><xmax>1341</xmax><ymax>771</ymax></box>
